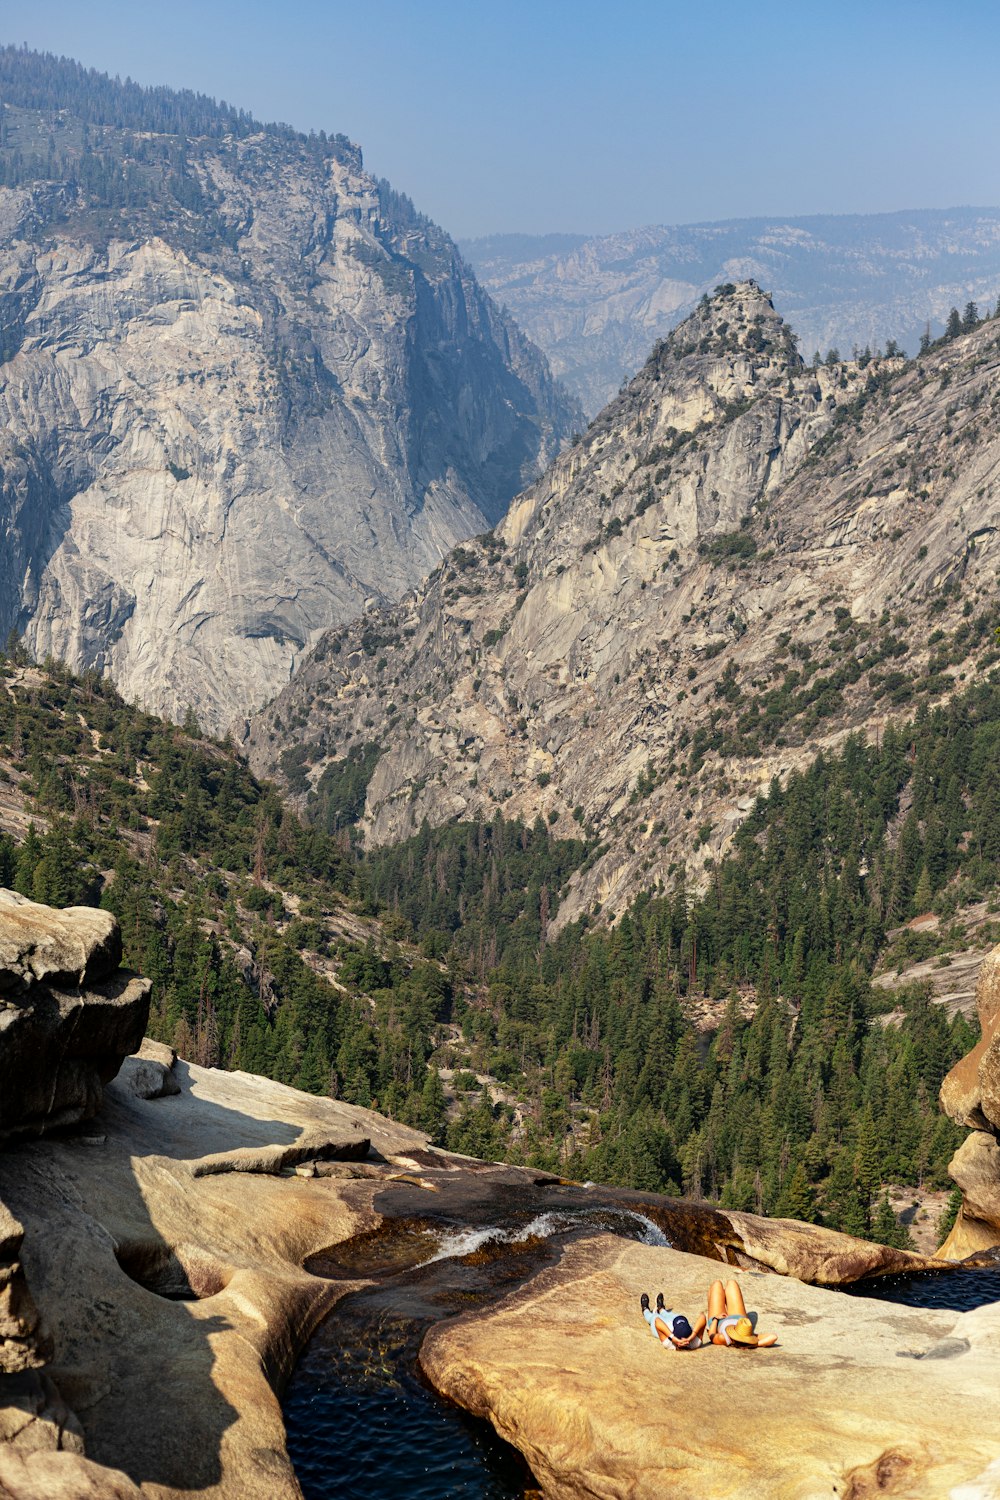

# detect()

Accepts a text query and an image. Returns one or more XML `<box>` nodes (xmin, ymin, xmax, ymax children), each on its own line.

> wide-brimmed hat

<box><xmin>728</xmin><ymin>1316</ymin><xmax>759</xmax><ymax>1346</ymax></box>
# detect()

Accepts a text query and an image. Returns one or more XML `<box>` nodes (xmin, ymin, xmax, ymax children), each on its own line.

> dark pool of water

<box><xmin>285</xmin><ymin>1305</ymin><xmax>536</xmax><ymax>1500</ymax></box>
<box><xmin>840</xmin><ymin>1267</ymin><xmax>1000</xmax><ymax>1312</ymax></box>
<box><xmin>285</xmin><ymin>1201</ymin><xmax>670</xmax><ymax>1499</ymax></box>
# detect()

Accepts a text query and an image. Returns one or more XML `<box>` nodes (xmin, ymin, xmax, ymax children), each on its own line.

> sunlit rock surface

<box><xmin>941</xmin><ymin>944</ymin><xmax>1000</xmax><ymax>1257</ymax></box>
<box><xmin>0</xmin><ymin>1050</ymin><xmax>969</xmax><ymax>1500</ymax></box>
<box><xmin>253</xmin><ymin>283</ymin><xmax>1000</xmax><ymax>919</ymax></box>
<box><xmin>421</xmin><ymin>1234</ymin><xmax>1000</xmax><ymax>1500</ymax></box>
<box><xmin>0</xmin><ymin>891</ymin><xmax>149</xmax><ymax>1143</ymax></box>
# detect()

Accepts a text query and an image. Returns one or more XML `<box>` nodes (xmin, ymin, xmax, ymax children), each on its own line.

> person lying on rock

<box><xmin>705</xmin><ymin>1278</ymin><xmax>778</xmax><ymax>1347</ymax></box>
<box><xmin>640</xmin><ymin>1292</ymin><xmax>707</xmax><ymax>1348</ymax></box>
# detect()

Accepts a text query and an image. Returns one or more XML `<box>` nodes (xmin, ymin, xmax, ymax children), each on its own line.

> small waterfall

<box><xmin>425</xmin><ymin>1205</ymin><xmax>670</xmax><ymax>1264</ymax></box>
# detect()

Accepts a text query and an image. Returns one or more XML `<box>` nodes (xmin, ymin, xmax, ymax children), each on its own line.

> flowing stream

<box><xmin>285</xmin><ymin>1186</ymin><xmax>1000</xmax><ymax>1498</ymax></box>
<box><xmin>284</xmin><ymin>1204</ymin><xmax>668</xmax><ymax>1500</ymax></box>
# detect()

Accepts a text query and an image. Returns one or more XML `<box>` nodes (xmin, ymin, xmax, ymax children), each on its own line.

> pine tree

<box><xmin>420</xmin><ymin>1064</ymin><xmax>447</xmax><ymax>1143</ymax></box>
<box><xmin>777</xmin><ymin>1161</ymin><xmax>817</xmax><ymax>1223</ymax></box>
<box><xmin>912</xmin><ymin>864</ymin><xmax>933</xmax><ymax>915</ymax></box>
<box><xmin>872</xmin><ymin>1192</ymin><xmax>912</xmax><ymax>1250</ymax></box>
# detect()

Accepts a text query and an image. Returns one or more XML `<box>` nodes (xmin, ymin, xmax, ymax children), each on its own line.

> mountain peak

<box><xmin>649</xmin><ymin>278</ymin><xmax>800</xmax><ymax>384</ymax></box>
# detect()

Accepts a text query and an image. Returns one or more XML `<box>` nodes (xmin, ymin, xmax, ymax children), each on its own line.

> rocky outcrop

<box><xmin>252</xmin><ymin>282</ymin><xmax>1000</xmax><ymax>920</ymax></box>
<box><xmin>0</xmin><ymin>65</ymin><xmax>580</xmax><ymax>732</ymax></box>
<box><xmin>114</xmin><ymin>1038</ymin><xmax>180</xmax><ymax>1102</ymax></box>
<box><xmin>0</xmin><ymin>893</ymin><xmax>149</xmax><ymax>1142</ymax></box>
<box><xmin>420</xmin><ymin>1234</ymin><xmax>1000</xmax><ymax>1500</ymax></box>
<box><xmin>0</xmin><ymin>1039</ymin><xmax>991</xmax><ymax>1500</ymax></box>
<box><xmin>1</xmin><ymin>892</ymin><xmax>992</xmax><ymax>1498</ymax></box>
<box><xmin>940</xmin><ymin>944</ymin><xmax>1000</xmax><ymax>1257</ymax></box>
<box><xmin>0</xmin><ymin>1203</ymin><xmax>45</xmax><ymax>1378</ymax></box>
<box><xmin>463</xmin><ymin>209</ymin><xmax>1000</xmax><ymax>415</ymax></box>
<box><xmin>0</xmin><ymin>1450</ymin><xmax>143</xmax><ymax>1500</ymax></box>
<box><xmin>0</xmin><ymin>1057</ymin><xmax>431</xmax><ymax>1500</ymax></box>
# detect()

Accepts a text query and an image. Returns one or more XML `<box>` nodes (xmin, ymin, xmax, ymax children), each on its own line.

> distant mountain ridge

<box><xmin>249</xmin><ymin>281</ymin><xmax>1000</xmax><ymax>922</ymax></box>
<box><xmin>0</xmin><ymin>47</ymin><xmax>581</xmax><ymax>730</ymax></box>
<box><xmin>462</xmin><ymin>209</ymin><xmax>1000</xmax><ymax>414</ymax></box>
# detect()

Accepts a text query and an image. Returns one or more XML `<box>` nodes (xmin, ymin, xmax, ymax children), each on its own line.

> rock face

<box><xmin>463</xmin><ymin>209</ymin><xmax>1000</xmax><ymax>415</ymax></box>
<box><xmin>0</xmin><ymin>892</ymin><xmax>149</xmax><ymax>1142</ymax></box>
<box><xmin>0</xmin><ymin>1056</ymin><xmax>434</xmax><ymax>1500</ymax></box>
<box><xmin>421</xmin><ymin>1234</ymin><xmax>1000</xmax><ymax>1500</ymax></box>
<box><xmin>940</xmin><ymin>944</ymin><xmax>1000</xmax><ymax>1257</ymax></box>
<box><xmin>0</xmin><ymin>893</ymin><xmax>993</xmax><ymax>1499</ymax></box>
<box><xmin>0</xmin><ymin>59</ymin><xmax>580</xmax><ymax>732</ymax></box>
<box><xmin>252</xmin><ymin>282</ymin><xmax>1000</xmax><ymax>920</ymax></box>
<box><xmin>0</xmin><ymin>1052</ymin><xmax>969</xmax><ymax>1500</ymax></box>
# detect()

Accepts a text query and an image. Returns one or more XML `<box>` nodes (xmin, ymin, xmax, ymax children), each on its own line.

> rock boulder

<box><xmin>0</xmin><ymin>1203</ymin><xmax>46</xmax><ymax>1377</ymax></box>
<box><xmin>0</xmin><ymin>894</ymin><xmax>149</xmax><ymax>1143</ymax></box>
<box><xmin>940</xmin><ymin>942</ymin><xmax>1000</xmax><ymax>1256</ymax></box>
<box><xmin>0</xmin><ymin>893</ymin><xmax>122</xmax><ymax>995</ymax></box>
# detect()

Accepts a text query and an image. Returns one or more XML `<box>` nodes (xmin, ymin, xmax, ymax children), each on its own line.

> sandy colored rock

<box><xmin>0</xmin><ymin>896</ymin><xmax>150</xmax><ymax>1142</ymax></box>
<box><xmin>0</xmin><ymin>978</ymin><xmax>150</xmax><ymax>1141</ymax></box>
<box><xmin>723</xmin><ymin>1208</ymin><xmax>935</xmax><ymax>1284</ymax></box>
<box><xmin>941</xmin><ymin>946</ymin><xmax>1000</xmax><ymax>1130</ymax></box>
<box><xmin>938</xmin><ymin>1203</ymin><xmax>1000</xmax><ymax>1261</ymax></box>
<box><xmin>115</xmin><ymin>1039</ymin><xmax>180</xmax><ymax>1101</ymax></box>
<box><xmin>0</xmin><ymin>893</ymin><xmax>121</xmax><ymax>994</ymax></box>
<box><xmin>980</xmin><ymin>1031</ymin><xmax>1000</xmax><ymax>1135</ymax></box>
<box><xmin>0</xmin><ymin>1049</ymin><xmax>985</xmax><ymax>1500</ymax></box>
<box><xmin>947</xmin><ymin>1131</ymin><xmax>1000</xmax><ymax>1229</ymax></box>
<box><xmin>940</xmin><ymin>943</ymin><xmax>1000</xmax><ymax>1256</ymax></box>
<box><xmin>0</xmin><ymin>1204</ymin><xmax>45</xmax><ymax>1377</ymax></box>
<box><xmin>0</xmin><ymin>1061</ymin><xmax>428</xmax><ymax>1500</ymax></box>
<box><xmin>420</xmin><ymin>1234</ymin><xmax>1000</xmax><ymax>1500</ymax></box>
<box><xmin>188</xmin><ymin>1130</ymin><xmax>371</xmax><ymax>1176</ymax></box>
<box><xmin>0</xmin><ymin>1372</ymin><xmax>83</xmax><ymax>1454</ymax></box>
<box><xmin>136</xmin><ymin>1039</ymin><xmax>176</xmax><ymax>1069</ymax></box>
<box><xmin>0</xmin><ymin>1447</ymin><xmax>144</xmax><ymax>1499</ymax></box>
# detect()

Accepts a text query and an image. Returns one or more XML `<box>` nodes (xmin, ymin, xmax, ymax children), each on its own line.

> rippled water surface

<box><xmin>840</xmin><ymin>1266</ymin><xmax>1000</xmax><ymax>1312</ymax></box>
<box><xmin>285</xmin><ymin>1316</ymin><xmax>534</xmax><ymax>1500</ymax></box>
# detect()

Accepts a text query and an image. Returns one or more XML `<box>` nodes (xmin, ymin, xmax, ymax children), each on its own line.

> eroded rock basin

<box><xmin>4</xmin><ymin>1055</ymin><xmax>999</xmax><ymax>1500</ymax></box>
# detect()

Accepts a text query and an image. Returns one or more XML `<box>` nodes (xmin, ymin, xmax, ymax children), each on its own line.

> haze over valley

<box><xmin>463</xmin><ymin>209</ymin><xmax>1000</xmax><ymax>415</ymax></box>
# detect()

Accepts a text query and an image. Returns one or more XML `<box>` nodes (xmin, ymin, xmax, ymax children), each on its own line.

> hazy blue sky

<box><xmin>7</xmin><ymin>1</ymin><xmax>1000</xmax><ymax>240</ymax></box>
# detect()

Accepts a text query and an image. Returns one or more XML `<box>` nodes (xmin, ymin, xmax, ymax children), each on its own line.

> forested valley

<box><xmin>1</xmin><ymin>640</ymin><xmax>993</xmax><ymax>1250</ymax></box>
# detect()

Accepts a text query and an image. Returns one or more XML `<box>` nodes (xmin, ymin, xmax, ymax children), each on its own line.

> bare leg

<box><xmin>725</xmin><ymin>1280</ymin><xmax>748</xmax><ymax>1317</ymax></box>
<box><xmin>706</xmin><ymin>1280</ymin><xmax>727</xmax><ymax>1338</ymax></box>
<box><xmin>653</xmin><ymin>1315</ymin><xmax>672</xmax><ymax>1344</ymax></box>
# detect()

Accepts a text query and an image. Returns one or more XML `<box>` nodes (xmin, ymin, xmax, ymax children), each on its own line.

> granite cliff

<box><xmin>0</xmin><ymin>50</ymin><xmax>580</xmax><ymax>732</ymax></box>
<box><xmin>464</xmin><ymin>208</ymin><xmax>1000</xmax><ymax>415</ymax></box>
<box><xmin>252</xmin><ymin>280</ymin><xmax>1000</xmax><ymax>920</ymax></box>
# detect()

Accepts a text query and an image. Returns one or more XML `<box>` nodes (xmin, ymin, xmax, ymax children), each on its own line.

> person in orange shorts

<box><xmin>705</xmin><ymin>1279</ymin><xmax>778</xmax><ymax>1347</ymax></box>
